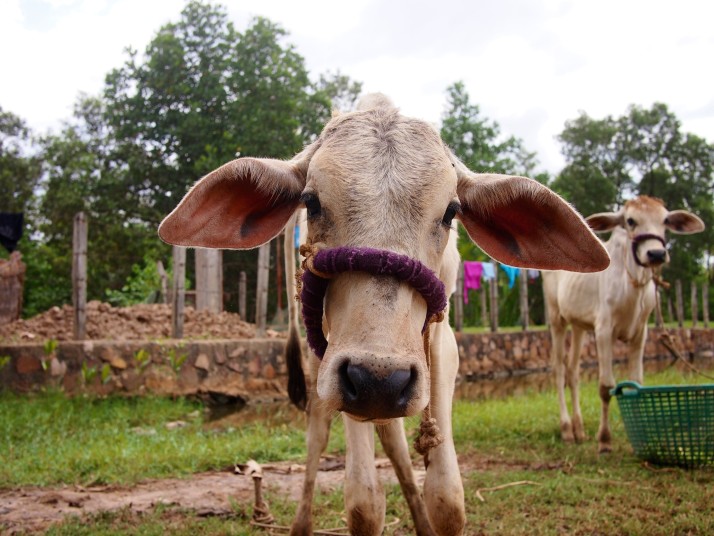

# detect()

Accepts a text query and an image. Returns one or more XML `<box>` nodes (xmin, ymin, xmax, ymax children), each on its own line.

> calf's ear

<box><xmin>159</xmin><ymin>158</ymin><xmax>306</xmax><ymax>249</ymax></box>
<box><xmin>456</xmin><ymin>172</ymin><xmax>610</xmax><ymax>272</ymax></box>
<box><xmin>665</xmin><ymin>210</ymin><xmax>705</xmax><ymax>234</ymax></box>
<box><xmin>585</xmin><ymin>212</ymin><xmax>624</xmax><ymax>233</ymax></box>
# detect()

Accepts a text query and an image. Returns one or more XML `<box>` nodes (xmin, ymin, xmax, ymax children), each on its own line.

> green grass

<box><xmin>0</xmin><ymin>392</ymin><xmax>345</xmax><ymax>487</ymax></box>
<box><xmin>2</xmin><ymin>367</ymin><xmax>713</xmax><ymax>534</ymax></box>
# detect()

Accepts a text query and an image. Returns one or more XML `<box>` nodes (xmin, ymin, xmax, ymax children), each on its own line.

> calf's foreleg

<box><xmin>422</xmin><ymin>322</ymin><xmax>465</xmax><ymax>536</ymax></box>
<box><xmin>377</xmin><ymin>420</ymin><xmax>436</xmax><ymax>536</ymax></box>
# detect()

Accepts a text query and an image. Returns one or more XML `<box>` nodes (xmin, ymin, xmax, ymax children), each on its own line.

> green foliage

<box><xmin>43</xmin><ymin>339</ymin><xmax>58</xmax><ymax>357</ymax></box>
<box><xmin>81</xmin><ymin>362</ymin><xmax>98</xmax><ymax>385</ymax></box>
<box><xmin>441</xmin><ymin>81</ymin><xmax>539</xmax><ymax>176</ymax></box>
<box><xmin>106</xmin><ymin>257</ymin><xmax>167</xmax><ymax>306</ymax></box>
<box><xmin>0</xmin><ymin>106</ymin><xmax>42</xmax><ymax>215</ymax></box>
<box><xmin>165</xmin><ymin>345</ymin><xmax>188</xmax><ymax>374</ymax></box>
<box><xmin>133</xmin><ymin>349</ymin><xmax>152</xmax><ymax>374</ymax></box>
<box><xmin>0</xmin><ymin>355</ymin><xmax>10</xmax><ymax>370</ymax></box>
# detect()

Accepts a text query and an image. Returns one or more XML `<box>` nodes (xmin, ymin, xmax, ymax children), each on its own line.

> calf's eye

<box><xmin>442</xmin><ymin>202</ymin><xmax>461</xmax><ymax>227</ymax></box>
<box><xmin>301</xmin><ymin>193</ymin><xmax>322</xmax><ymax>218</ymax></box>
<box><xmin>626</xmin><ymin>217</ymin><xmax>636</xmax><ymax>228</ymax></box>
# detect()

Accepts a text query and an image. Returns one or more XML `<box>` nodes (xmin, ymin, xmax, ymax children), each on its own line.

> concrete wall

<box><xmin>1</xmin><ymin>328</ymin><xmax>712</xmax><ymax>401</ymax></box>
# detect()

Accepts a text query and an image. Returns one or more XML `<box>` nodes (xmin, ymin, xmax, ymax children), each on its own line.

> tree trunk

<box><xmin>675</xmin><ymin>279</ymin><xmax>684</xmax><ymax>328</ymax></box>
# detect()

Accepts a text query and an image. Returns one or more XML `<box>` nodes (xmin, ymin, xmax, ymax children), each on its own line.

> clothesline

<box><xmin>463</xmin><ymin>261</ymin><xmax>540</xmax><ymax>304</ymax></box>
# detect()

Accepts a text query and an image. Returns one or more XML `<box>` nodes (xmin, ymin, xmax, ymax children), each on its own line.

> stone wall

<box><xmin>456</xmin><ymin>327</ymin><xmax>714</xmax><ymax>380</ymax></box>
<box><xmin>1</xmin><ymin>328</ymin><xmax>712</xmax><ymax>400</ymax></box>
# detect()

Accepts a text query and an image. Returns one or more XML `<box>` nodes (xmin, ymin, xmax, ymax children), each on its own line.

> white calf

<box><xmin>543</xmin><ymin>195</ymin><xmax>704</xmax><ymax>452</ymax></box>
<box><xmin>159</xmin><ymin>94</ymin><xmax>610</xmax><ymax>534</ymax></box>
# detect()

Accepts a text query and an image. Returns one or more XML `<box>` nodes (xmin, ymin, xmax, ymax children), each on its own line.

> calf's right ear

<box><xmin>158</xmin><ymin>158</ymin><xmax>306</xmax><ymax>250</ymax></box>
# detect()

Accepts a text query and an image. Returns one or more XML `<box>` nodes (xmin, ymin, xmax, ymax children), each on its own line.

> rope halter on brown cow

<box><xmin>296</xmin><ymin>241</ymin><xmax>448</xmax><ymax>456</ymax></box>
<box><xmin>626</xmin><ymin>233</ymin><xmax>671</xmax><ymax>290</ymax></box>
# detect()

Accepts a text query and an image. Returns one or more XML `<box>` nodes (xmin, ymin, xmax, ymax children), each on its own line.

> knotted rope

<box><xmin>296</xmin><ymin>241</ymin><xmax>447</xmax><ymax>455</ymax></box>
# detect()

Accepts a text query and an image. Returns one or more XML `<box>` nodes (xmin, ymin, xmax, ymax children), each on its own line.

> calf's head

<box><xmin>586</xmin><ymin>196</ymin><xmax>704</xmax><ymax>268</ymax></box>
<box><xmin>159</xmin><ymin>96</ymin><xmax>609</xmax><ymax>421</ymax></box>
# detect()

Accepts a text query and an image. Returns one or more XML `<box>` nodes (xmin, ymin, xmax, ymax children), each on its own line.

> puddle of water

<box><xmin>203</xmin><ymin>354</ymin><xmax>714</xmax><ymax>430</ymax></box>
<box><xmin>455</xmin><ymin>354</ymin><xmax>714</xmax><ymax>401</ymax></box>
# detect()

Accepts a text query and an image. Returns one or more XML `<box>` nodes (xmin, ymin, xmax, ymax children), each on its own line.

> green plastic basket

<box><xmin>611</xmin><ymin>381</ymin><xmax>714</xmax><ymax>468</ymax></box>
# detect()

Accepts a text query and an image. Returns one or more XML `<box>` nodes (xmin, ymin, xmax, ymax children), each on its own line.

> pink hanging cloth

<box><xmin>462</xmin><ymin>261</ymin><xmax>483</xmax><ymax>304</ymax></box>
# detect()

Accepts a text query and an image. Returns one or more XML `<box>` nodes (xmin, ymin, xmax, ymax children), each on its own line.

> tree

<box><xmin>27</xmin><ymin>95</ymin><xmax>167</xmax><ymax>314</ymax></box>
<box><xmin>0</xmin><ymin>106</ymin><xmax>41</xmax><ymax>221</ymax></box>
<box><xmin>104</xmin><ymin>2</ymin><xmax>332</xmax><ymax>227</ymax></box>
<box><xmin>441</xmin><ymin>82</ymin><xmax>539</xmax><ymax>178</ymax></box>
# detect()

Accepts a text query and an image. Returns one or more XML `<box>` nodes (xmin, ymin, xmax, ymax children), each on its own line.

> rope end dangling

<box><xmin>414</xmin><ymin>416</ymin><xmax>444</xmax><ymax>456</ymax></box>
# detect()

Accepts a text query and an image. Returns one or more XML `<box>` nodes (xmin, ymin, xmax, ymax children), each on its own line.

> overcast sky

<box><xmin>2</xmin><ymin>0</ymin><xmax>713</xmax><ymax>175</ymax></box>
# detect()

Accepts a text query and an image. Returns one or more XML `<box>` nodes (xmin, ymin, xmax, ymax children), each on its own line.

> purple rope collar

<box><xmin>300</xmin><ymin>246</ymin><xmax>448</xmax><ymax>359</ymax></box>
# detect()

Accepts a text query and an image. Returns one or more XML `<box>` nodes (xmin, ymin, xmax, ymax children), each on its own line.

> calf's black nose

<box><xmin>647</xmin><ymin>249</ymin><xmax>667</xmax><ymax>265</ymax></box>
<box><xmin>339</xmin><ymin>362</ymin><xmax>416</xmax><ymax>419</ymax></box>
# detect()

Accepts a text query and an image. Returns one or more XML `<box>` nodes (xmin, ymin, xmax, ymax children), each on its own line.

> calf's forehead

<box><xmin>624</xmin><ymin>197</ymin><xmax>668</xmax><ymax>224</ymax></box>
<box><xmin>307</xmin><ymin>109</ymin><xmax>456</xmax><ymax>237</ymax></box>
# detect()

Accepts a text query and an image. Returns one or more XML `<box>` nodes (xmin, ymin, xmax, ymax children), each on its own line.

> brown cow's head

<box><xmin>159</xmin><ymin>95</ymin><xmax>609</xmax><ymax>421</ymax></box>
<box><xmin>586</xmin><ymin>195</ymin><xmax>705</xmax><ymax>268</ymax></box>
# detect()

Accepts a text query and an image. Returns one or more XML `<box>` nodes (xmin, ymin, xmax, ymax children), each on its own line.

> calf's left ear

<box><xmin>665</xmin><ymin>210</ymin><xmax>705</xmax><ymax>234</ymax></box>
<box><xmin>159</xmin><ymin>157</ymin><xmax>306</xmax><ymax>250</ymax></box>
<box><xmin>456</xmin><ymin>172</ymin><xmax>610</xmax><ymax>272</ymax></box>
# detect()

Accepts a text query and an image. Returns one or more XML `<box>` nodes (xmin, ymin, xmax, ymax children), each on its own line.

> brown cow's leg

<box><xmin>422</xmin><ymin>323</ymin><xmax>465</xmax><ymax>536</ymax></box>
<box><xmin>595</xmin><ymin>327</ymin><xmax>615</xmax><ymax>454</ymax></box>
<box><xmin>290</xmin><ymin>359</ymin><xmax>332</xmax><ymax>536</ymax></box>
<box><xmin>626</xmin><ymin>328</ymin><xmax>646</xmax><ymax>385</ymax></box>
<box><xmin>343</xmin><ymin>418</ymin><xmax>385</xmax><ymax>536</ymax></box>
<box><xmin>377</xmin><ymin>420</ymin><xmax>436</xmax><ymax>536</ymax></box>
<box><xmin>568</xmin><ymin>327</ymin><xmax>586</xmax><ymax>442</ymax></box>
<box><xmin>550</xmin><ymin>322</ymin><xmax>574</xmax><ymax>442</ymax></box>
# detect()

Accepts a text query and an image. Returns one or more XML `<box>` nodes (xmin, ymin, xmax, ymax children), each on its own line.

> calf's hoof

<box><xmin>560</xmin><ymin>422</ymin><xmax>575</xmax><ymax>443</ymax></box>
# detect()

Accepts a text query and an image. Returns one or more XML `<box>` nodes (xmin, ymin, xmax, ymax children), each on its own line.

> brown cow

<box><xmin>159</xmin><ymin>94</ymin><xmax>609</xmax><ymax>535</ymax></box>
<box><xmin>543</xmin><ymin>196</ymin><xmax>704</xmax><ymax>453</ymax></box>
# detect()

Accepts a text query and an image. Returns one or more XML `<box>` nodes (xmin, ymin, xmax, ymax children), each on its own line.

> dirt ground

<box><xmin>0</xmin><ymin>457</ymin><xmax>419</xmax><ymax>534</ymax></box>
<box><xmin>0</xmin><ymin>301</ymin><xmax>285</xmax><ymax>343</ymax></box>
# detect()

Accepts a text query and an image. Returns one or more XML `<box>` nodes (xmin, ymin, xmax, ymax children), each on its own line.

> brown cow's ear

<box><xmin>585</xmin><ymin>212</ymin><xmax>624</xmax><ymax>233</ymax></box>
<box><xmin>665</xmin><ymin>210</ymin><xmax>705</xmax><ymax>235</ymax></box>
<box><xmin>456</xmin><ymin>171</ymin><xmax>610</xmax><ymax>272</ymax></box>
<box><xmin>158</xmin><ymin>157</ymin><xmax>306</xmax><ymax>250</ymax></box>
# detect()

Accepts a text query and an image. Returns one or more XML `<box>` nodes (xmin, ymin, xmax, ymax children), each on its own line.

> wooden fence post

<box><xmin>667</xmin><ymin>295</ymin><xmax>674</xmax><ymax>324</ymax></box>
<box><xmin>703</xmin><ymin>282</ymin><xmax>709</xmax><ymax>328</ymax></box>
<box><xmin>654</xmin><ymin>289</ymin><xmax>664</xmax><ymax>328</ymax></box>
<box><xmin>519</xmin><ymin>268</ymin><xmax>528</xmax><ymax>331</ymax></box>
<box><xmin>195</xmin><ymin>248</ymin><xmax>222</xmax><ymax>313</ymax></box>
<box><xmin>72</xmin><ymin>212</ymin><xmax>87</xmax><ymax>340</ymax></box>
<box><xmin>489</xmin><ymin>278</ymin><xmax>498</xmax><ymax>332</ymax></box>
<box><xmin>454</xmin><ymin>262</ymin><xmax>464</xmax><ymax>332</ymax></box>
<box><xmin>255</xmin><ymin>242</ymin><xmax>270</xmax><ymax>336</ymax></box>
<box><xmin>156</xmin><ymin>260</ymin><xmax>169</xmax><ymax>304</ymax></box>
<box><xmin>675</xmin><ymin>279</ymin><xmax>684</xmax><ymax>328</ymax></box>
<box><xmin>239</xmin><ymin>271</ymin><xmax>247</xmax><ymax>321</ymax></box>
<box><xmin>690</xmin><ymin>281</ymin><xmax>698</xmax><ymax>328</ymax></box>
<box><xmin>480</xmin><ymin>287</ymin><xmax>488</xmax><ymax>329</ymax></box>
<box><xmin>172</xmin><ymin>246</ymin><xmax>186</xmax><ymax>339</ymax></box>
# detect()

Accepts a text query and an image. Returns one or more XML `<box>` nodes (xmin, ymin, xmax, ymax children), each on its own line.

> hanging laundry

<box><xmin>499</xmin><ymin>263</ymin><xmax>520</xmax><ymax>289</ymax></box>
<box><xmin>481</xmin><ymin>262</ymin><xmax>496</xmax><ymax>281</ymax></box>
<box><xmin>294</xmin><ymin>224</ymin><xmax>301</xmax><ymax>249</ymax></box>
<box><xmin>462</xmin><ymin>261</ymin><xmax>483</xmax><ymax>304</ymax></box>
<box><xmin>527</xmin><ymin>269</ymin><xmax>540</xmax><ymax>280</ymax></box>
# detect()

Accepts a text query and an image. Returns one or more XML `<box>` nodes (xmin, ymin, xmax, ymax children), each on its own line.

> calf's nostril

<box><xmin>647</xmin><ymin>249</ymin><xmax>667</xmax><ymax>264</ymax></box>
<box><xmin>337</xmin><ymin>361</ymin><xmax>418</xmax><ymax>419</ymax></box>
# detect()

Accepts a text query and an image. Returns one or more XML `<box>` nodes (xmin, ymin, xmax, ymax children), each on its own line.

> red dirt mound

<box><xmin>0</xmin><ymin>301</ymin><xmax>270</xmax><ymax>343</ymax></box>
